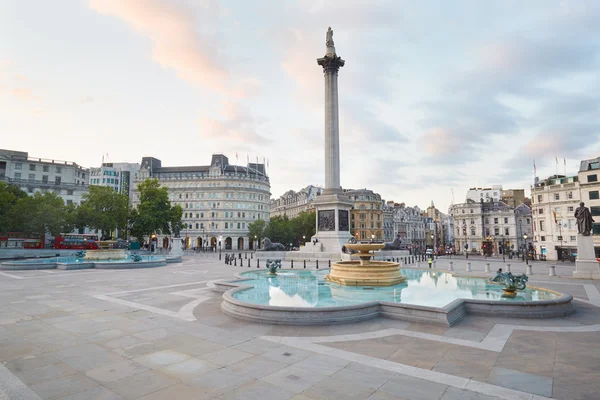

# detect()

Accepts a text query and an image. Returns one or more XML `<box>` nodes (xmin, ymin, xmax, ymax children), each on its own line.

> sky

<box><xmin>2</xmin><ymin>0</ymin><xmax>600</xmax><ymax>212</ymax></box>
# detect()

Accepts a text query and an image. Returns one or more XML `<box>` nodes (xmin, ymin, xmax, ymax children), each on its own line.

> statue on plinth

<box><xmin>325</xmin><ymin>26</ymin><xmax>336</xmax><ymax>55</ymax></box>
<box><xmin>575</xmin><ymin>202</ymin><xmax>594</xmax><ymax>236</ymax></box>
<box><xmin>173</xmin><ymin>222</ymin><xmax>181</xmax><ymax>238</ymax></box>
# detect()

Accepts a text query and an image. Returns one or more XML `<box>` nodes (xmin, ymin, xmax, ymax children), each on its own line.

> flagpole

<box><xmin>564</xmin><ymin>158</ymin><xmax>567</xmax><ymax>177</ymax></box>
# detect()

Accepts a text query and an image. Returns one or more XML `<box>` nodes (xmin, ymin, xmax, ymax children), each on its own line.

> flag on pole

<box><xmin>533</xmin><ymin>160</ymin><xmax>536</xmax><ymax>176</ymax></box>
<box><xmin>553</xmin><ymin>210</ymin><xmax>558</xmax><ymax>224</ymax></box>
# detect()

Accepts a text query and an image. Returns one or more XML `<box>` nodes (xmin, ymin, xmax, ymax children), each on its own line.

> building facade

<box><xmin>0</xmin><ymin>149</ymin><xmax>89</xmax><ymax>205</ymax></box>
<box><xmin>531</xmin><ymin>157</ymin><xmax>600</xmax><ymax>260</ymax></box>
<box><xmin>89</xmin><ymin>162</ymin><xmax>140</xmax><ymax>198</ymax></box>
<box><xmin>382</xmin><ymin>201</ymin><xmax>395</xmax><ymax>242</ymax></box>
<box><xmin>501</xmin><ymin>189</ymin><xmax>526</xmax><ymax>209</ymax></box>
<box><xmin>466</xmin><ymin>185</ymin><xmax>503</xmax><ymax>203</ymax></box>
<box><xmin>392</xmin><ymin>204</ymin><xmax>426</xmax><ymax>253</ymax></box>
<box><xmin>345</xmin><ymin>189</ymin><xmax>383</xmax><ymax>240</ymax></box>
<box><xmin>449</xmin><ymin>199</ymin><xmax>531</xmax><ymax>256</ymax></box>
<box><xmin>269</xmin><ymin>185</ymin><xmax>323</xmax><ymax>219</ymax></box>
<box><xmin>131</xmin><ymin>154</ymin><xmax>270</xmax><ymax>251</ymax></box>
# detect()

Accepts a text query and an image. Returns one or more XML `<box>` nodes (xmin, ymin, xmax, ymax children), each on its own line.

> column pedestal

<box><xmin>170</xmin><ymin>238</ymin><xmax>184</xmax><ymax>257</ymax></box>
<box><xmin>574</xmin><ymin>234</ymin><xmax>600</xmax><ymax>279</ymax></box>
<box><xmin>304</xmin><ymin>193</ymin><xmax>353</xmax><ymax>254</ymax></box>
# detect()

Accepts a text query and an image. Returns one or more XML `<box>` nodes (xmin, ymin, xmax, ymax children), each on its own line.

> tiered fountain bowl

<box><xmin>325</xmin><ymin>243</ymin><xmax>406</xmax><ymax>286</ymax></box>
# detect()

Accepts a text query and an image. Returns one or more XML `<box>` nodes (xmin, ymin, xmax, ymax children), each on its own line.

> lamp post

<box><xmin>218</xmin><ymin>235</ymin><xmax>222</xmax><ymax>260</ymax></box>
<box><xmin>254</xmin><ymin>235</ymin><xmax>258</xmax><ymax>250</ymax></box>
<box><xmin>523</xmin><ymin>234</ymin><xmax>528</xmax><ymax>265</ymax></box>
<box><xmin>302</xmin><ymin>235</ymin><xmax>306</xmax><ymax>246</ymax></box>
<box><xmin>430</xmin><ymin>233</ymin><xmax>434</xmax><ymax>255</ymax></box>
<box><xmin>501</xmin><ymin>235</ymin><xmax>505</xmax><ymax>262</ymax></box>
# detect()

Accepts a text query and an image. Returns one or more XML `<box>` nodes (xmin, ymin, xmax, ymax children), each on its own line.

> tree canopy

<box><xmin>76</xmin><ymin>186</ymin><xmax>129</xmax><ymax>239</ymax></box>
<box><xmin>129</xmin><ymin>179</ymin><xmax>182</xmax><ymax>242</ymax></box>
<box><xmin>255</xmin><ymin>211</ymin><xmax>316</xmax><ymax>247</ymax></box>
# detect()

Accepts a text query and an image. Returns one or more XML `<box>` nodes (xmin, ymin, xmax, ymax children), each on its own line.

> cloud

<box><xmin>78</xmin><ymin>95</ymin><xmax>95</xmax><ymax>104</ymax></box>
<box><xmin>11</xmin><ymin>87</ymin><xmax>38</xmax><ymax>101</ymax></box>
<box><xmin>89</xmin><ymin>0</ymin><xmax>230</xmax><ymax>93</ymax></box>
<box><xmin>198</xmin><ymin>101</ymin><xmax>271</xmax><ymax>145</ymax></box>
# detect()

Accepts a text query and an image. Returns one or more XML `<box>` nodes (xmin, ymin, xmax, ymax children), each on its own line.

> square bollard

<box><xmin>485</xmin><ymin>263</ymin><xmax>490</xmax><ymax>273</ymax></box>
<box><xmin>506</xmin><ymin>264</ymin><xmax>511</xmax><ymax>273</ymax></box>
<box><xmin>549</xmin><ymin>265</ymin><xmax>556</xmax><ymax>276</ymax></box>
<box><xmin>466</xmin><ymin>262</ymin><xmax>472</xmax><ymax>272</ymax></box>
<box><xmin>448</xmin><ymin>261</ymin><xmax>454</xmax><ymax>271</ymax></box>
<box><xmin>526</xmin><ymin>265</ymin><xmax>533</xmax><ymax>275</ymax></box>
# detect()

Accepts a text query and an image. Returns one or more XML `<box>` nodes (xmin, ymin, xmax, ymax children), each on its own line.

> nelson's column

<box><xmin>309</xmin><ymin>27</ymin><xmax>354</xmax><ymax>253</ymax></box>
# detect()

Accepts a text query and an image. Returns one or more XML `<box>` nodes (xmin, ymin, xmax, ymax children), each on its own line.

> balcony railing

<box><xmin>0</xmin><ymin>176</ymin><xmax>88</xmax><ymax>189</ymax></box>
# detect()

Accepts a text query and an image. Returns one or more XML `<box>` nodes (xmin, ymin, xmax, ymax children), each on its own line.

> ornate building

<box><xmin>382</xmin><ymin>201</ymin><xmax>395</xmax><ymax>242</ymax></box>
<box><xmin>131</xmin><ymin>154</ymin><xmax>270</xmax><ymax>251</ymax></box>
<box><xmin>269</xmin><ymin>185</ymin><xmax>323</xmax><ymax>219</ymax></box>
<box><xmin>392</xmin><ymin>204</ymin><xmax>426</xmax><ymax>253</ymax></box>
<box><xmin>345</xmin><ymin>189</ymin><xmax>383</xmax><ymax>240</ymax></box>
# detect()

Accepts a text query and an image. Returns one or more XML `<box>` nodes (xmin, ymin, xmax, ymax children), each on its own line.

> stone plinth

<box><xmin>574</xmin><ymin>234</ymin><xmax>600</xmax><ymax>279</ymax></box>
<box><xmin>84</xmin><ymin>249</ymin><xmax>126</xmax><ymax>260</ymax></box>
<box><xmin>170</xmin><ymin>238</ymin><xmax>184</xmax><ymax>257</ymax></box>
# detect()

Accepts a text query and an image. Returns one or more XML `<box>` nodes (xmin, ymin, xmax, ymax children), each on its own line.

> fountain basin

<box><xmin>0</xmin><ymin>255</ymin><xmax>169</xmax><ymax>270</ymax></box>
<box><xmin>215</xmin><ymin>269</ymin><xmax>575</xmax><ymax>326</ymax></box>
<box><xmin>84</xmin><ymin>249</ymin><xmax>127</xmax><ymax>260</ymax></box>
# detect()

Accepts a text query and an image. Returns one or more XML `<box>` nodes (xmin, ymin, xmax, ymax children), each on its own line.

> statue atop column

<box><xmin>325</xmin><ymin>26</ymin><xmax>336</xmax><ymax>55</ymax></box>
<box><xmin>575</xmin><ymin>202</ymin><xmax>594</xmax><ymax>236</ymax></box>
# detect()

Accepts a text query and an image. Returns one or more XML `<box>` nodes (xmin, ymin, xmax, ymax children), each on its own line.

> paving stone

<box><xmin>487</xmin><ymin>367</ymin><xmax>553</xmax><ymax>397</ymax></box>
<box><xmin>159</xmin><ymin>357</ymin><xmax>219</xmax><ymax>379</ymax></box>
<box><xmin>172</xmin><ymin>339</ymin><xmax>226</xmax><ymax>356</ymax></box>
<box><xmin>184</xmin><ymin>368</ymin><xmax>255</xmax><ymax>397</ymax></box>
<box><xmin>14</xmin><ymin>362</ymin><xmax>78</xmax><ymax>385</ymax></box>
<box><xmin>104</xmin><ymin>370</ymin><xmax>178</xmax><ymax>400</ymax></box>
<box><xmin>85</xmin><ymin>361</ymin><xmax>149</xmax><ymax>383</ymax></box>
<box><xmin>56</xmin><ymin>385</ymin><xmax>123</xmax><ymax>400</ymax></box>
<box><xmin>135</xmin><ymin>383</ymin><xmax>207</xmax><ymax>400</ymax></box>
<box><xmin>133</xmin><ymin>349</ymin><xmax>191</xmax><ymax>369</ymax></box>
<box><xmin>203</xmin><ymin>347</ymin><xmax>254</xmax><ymax>366</ymax></box>
<box><xmin>380</xmin><ymin>373</ymin><xmax>448</xmax><ymax>400</ymax></box>
<box><xmin>216</xmin><ymin>379</ymin><xmax>296</xmax><ymax>400</ymax></box>
<box><xmin>227</xmin><ymin>355</ymin><xmax>290</xmax><ymax>379</ymax></box>
<box><xmin>51</xmin><ymin>344</ymin><xmax>126</xmax><ymax>371</ymax></box>
<box><xmin>29</xmin><ymin>374</ymin><xmax>99</xmax><ymax>400</ymax></box>
<box><xmin>261</xmin><ymin>365</ymin><xmax>329</xmax><ymax>394</ymax></box>
<box><xmin>113</xmin><ymin>342</ymin><xmax>161</xmax><ymax>359</ymax></box>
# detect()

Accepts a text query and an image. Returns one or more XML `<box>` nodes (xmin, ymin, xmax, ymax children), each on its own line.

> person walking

<box><xmin>428</xmin><ymin>256</ymin><xmax>433</xmax><ymax>268</ymax></box>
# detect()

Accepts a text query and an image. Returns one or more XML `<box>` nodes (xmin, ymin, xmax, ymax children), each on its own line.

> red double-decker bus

<box><xmin>54</xmin><ymin>234</ymin><xmax>99</xmax><ymax>250</ymax></box>
<box><xmin>0</xmin><ymin>232</ymin><xmax>44</xmax><ymax>249</ymax></box>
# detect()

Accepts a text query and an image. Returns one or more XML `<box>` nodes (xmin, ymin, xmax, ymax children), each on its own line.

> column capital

<box><xmin>317</xmin><ymin>55</ymin><xmax>345</xmax><ymax>73</ymax></box>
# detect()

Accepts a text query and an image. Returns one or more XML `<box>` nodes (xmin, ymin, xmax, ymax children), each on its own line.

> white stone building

<box><xmin>89</xmin><ymin>162</ymin><xmax>140</xmax><ymax>198</ymax></box>
<box><xmin>466</xmin><ymin>185</ymin><xmax>503</xmax><ymax>203</ymax></box>
<box><xmin>270</xmin><ymin>185</ymin><xmax>323</xmax><ymax>219</ymax></box>
<box><xmin>392</xmin><ymin>204</ymin><xmax>426</xmax><ymax>253</ymax></box>
<box><xmin>131</xmin><ymin>154</ymin><xmax>270</xmax><ymax>251</ymax></box>
<box><xmin>0</xmin><ymin>149</ymin><xmax>89</xmax><ymax>206</ymax></box>
<box><xmin>531</xmin><ymin>156</ymin><xmax>600</xmax><ymax>261</ymax></box>
<box><xmin>449</xmin><ymin>199</ymin><xmax>531</xmax><ymax>256</ymax></box>
<box><xmin>382</xmin><ymin>201</ymin><xmax>395</xmax><ymax>242</ymax></box>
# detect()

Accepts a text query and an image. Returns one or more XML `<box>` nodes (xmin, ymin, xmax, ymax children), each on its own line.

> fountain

<box><xmin>326</xmin><ymin>243</ymin><xmax>406</xmax><ymax>286</ymax></box>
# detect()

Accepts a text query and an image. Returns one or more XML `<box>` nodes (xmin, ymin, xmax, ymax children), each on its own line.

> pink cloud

<box><xmin>89</xmin><ymin>0</ymin><xmax>229</xmax><ymax>92</ymax></box>
<box><xmin>11</xmin><ymin>87</ymin><xmax>37</xmax><ymax>101</ymax></box>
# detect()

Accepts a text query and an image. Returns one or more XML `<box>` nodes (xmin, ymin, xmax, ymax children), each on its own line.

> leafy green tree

<box><xmin>0</xmin><ymin>182</ymin><xmax>28</xmax><ymax>232</ymax></box>
<box><xmin>77</xmin><ymin>186</ymin><xmax>129</xmax><ymax>239</ymax></box>
<box><xmin>292</xmin><ymin>211</ymin><xmax>316</xmax><ymax>244</ymax></box>
<box><xmin>8</xmin><ymin>192</ymin><xmax>73</xmax><ymax>237</ymax></box>
<box><xmin>264</xmin><ymin>215</ymin><xmax>295</xmax><ymax>247</ymax></box>
<box><xmin>129</xmin><ymin>179</ymin><xmax>182</xmax><ymax>242</ymax></box>
<box><xmin>247</xmin><ymin>219</ymin><xmax>267</xmax><ymax>248</ymax></box>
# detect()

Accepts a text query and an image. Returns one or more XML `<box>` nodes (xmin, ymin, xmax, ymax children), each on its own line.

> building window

<box><xmin>588</xmin><ymin>174</ymin><xmax>598</xmax><ymax>183</ymax></box>
<box><xmin>28</xmin><ymin>173</ymin><xmax>35</xmax><ymax>181</ymax></box>
<box><xmin>225</xmin><ymin>222</ymin><xmax>228</xmax><ymax>229</ymax></box>
<box><xmin>494</xmin><ymin>218</ymin><xmax>498</xmax><ymax>224</ymax></box>
<box><xmin>570</xmin><ymin>236</ymin><xmax>576</xmax><ymax>241</ymax></box>
<box><xmin>470</xmin><ymin>219</ymin><xmax>475</xmax><ymax>225</ymax></box>
<box><xmin>541</xmin><ymin>236</ymin><xmax>546</xmax><ymax>241</ymax></box>
<box><xmin>591</xmin><ymin>207</ymin><xmax>600</xmax><ymax>217</ymax></box>
<box><xmin>504</xmin><ymin>228</ymin><xmax>509</xmax><ymax>235</ymax></box>
<box><xmin>43</xmin><ymin>165</ymin><xmax>49</xmax><ymax>172</ymax></box>
<box><xmin>15</xmin><ymin>162</ymin><xmax>22</xmax><ymax>170</ymax></box>
<box><xmin>470</xmin><ymin>209</ymin><xmax>473</xmax><ymax>214</ymax></box>
<box><xmin>485</xmin><ymin>228</ymin><xmax>490</xmax><ymax>235</ymax></box>
<box><xmin>484</xmin><ymin>218</ymin><xmax>489</xmax><ymax>224</ymax></box>
<box><xmin>539</xmin><ymin>220</ymin><xmax>545</xmax><ymax>231</ymax></box>
<box><xmin>589</xmin><ymin>191</ymin><xmax>600</xmax><ymax>200</ymax></box>
<box><xmin>56</xmin><ymin>167</ymin><xmax>61</xmax><ymax>174</ymax></box>
<box><xmin>494</xmin><ymin>228</ymin><xmax>500</xmax><ymax>235</ymax></box>
<box><xmin>554</xmin><ymin>193</ymin><xmax>560</xmax><ymax>200</ymax></box>
<box><xmin>29</xmin><ymin>164</ymin><xmax>36</xmax><ymax>171</ymax></box>
<box><xmin>504</xmin><ymin>217</ymin><xmax>508</xmax><ymax>224</ymax></box>
<box><xmin>526</xmin><ymin>218</ymin><xmax>530</xmax><ymax>224</ymax></box>
<box><xmin>568</xmin><ymin>206</ymin><xmax>574</xmax><ymax>212</ymax></box>
<box><xmin>567</xmin><ymin>192</ymin><xmax>573</xmax><ymax>199</ymax></box>
<box><xmin>539</xmin><ymin>209</ymin><xmax>544</xmax><ymax>214</ymax></box>
<box><xmin>537</xmin><ymin>195</ymin><xmax>542</xmax><ymax>202</ymax></box>
<box><xmin>42</xmin><ymin>175</ymin><xmax>48</xmax><ymax>183</ymax></box>
<box><xmin>14</xmin><ymin>172</ymin><xmax>21</xmax><ymax>180</ymax></box>
<box><xmin>67</xmin><ymin>190</ymin><xmax>73</xmax><ymax>195</ymax></box>
<box><xmin>66</xmin><ymin>200</ymin><xmax>73</xmax><ymax>206</ymax></box>
<box><xmin>470</xmin><ymin>228</ymin><xmax>475</xmax><ymax>236</ymax></box>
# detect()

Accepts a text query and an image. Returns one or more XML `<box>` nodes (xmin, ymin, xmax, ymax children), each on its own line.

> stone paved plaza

<box><xmin>1</xmin><ymin>254</ymin><xmax>599</xmax><ymax>400</ymax></box>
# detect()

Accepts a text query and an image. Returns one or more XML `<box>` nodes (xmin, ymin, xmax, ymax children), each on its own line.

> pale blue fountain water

<box><xmin>232</xmin><ymin>269</ymin><xmax>560</xmax><ymax>308</ymax></box>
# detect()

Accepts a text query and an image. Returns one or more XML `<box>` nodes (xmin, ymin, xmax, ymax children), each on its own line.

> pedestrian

<box><xmin>428</xmin><ymin>256</ymin><xmax>433</xmax><ymax>268</ymax></box>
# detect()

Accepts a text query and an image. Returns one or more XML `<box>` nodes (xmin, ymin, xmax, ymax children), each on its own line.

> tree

<box><xmin>247</xmin><ymin>219</ymin><xmax>267</xmax><ymax>248</ymax></box>
<box><xmin>264</xmin><ymin>215</ymin><xmax>295</xmax><ymax>247</ymax></box>
<box><xmin>0</xmin><ymin>182</ymin><xmax>28</xmax><ymax>232</ymax></box>
<box><xmin>292</xmin><ymin>211</ymin><xmax>316</xmax><ymax>244</ymax></box>
<box><xmin>8</xmin><ymin>192</ymin><xmax>73</xmax><ymax>237</ymax></box>
<box><xmin>129</xmin><ymin>179</ymin><xmax>182</xmax><ymax>242</ymax></box>
<box><xmin>77</xmin><ymin>186</ymin><xmax>129</xmax><ymax>239</ymax></box>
